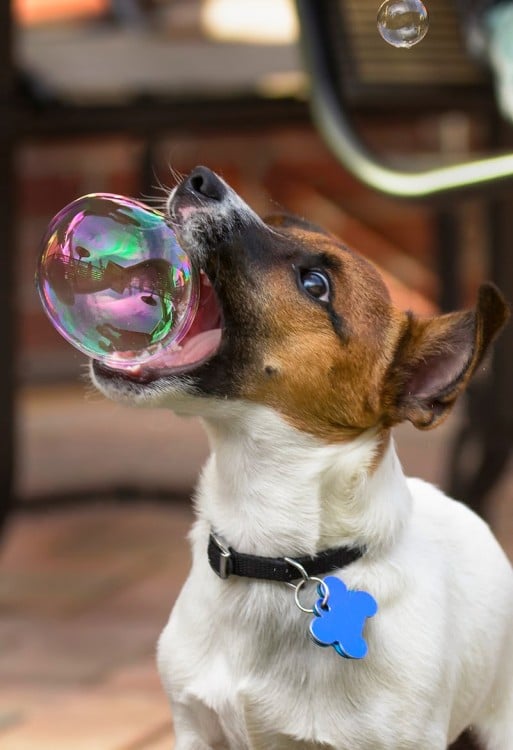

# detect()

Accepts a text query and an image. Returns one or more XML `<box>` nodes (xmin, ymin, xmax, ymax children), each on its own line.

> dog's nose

<box><xmin>184</xmin><ymin>166</ymin><xmax>226</xmax><ymax>202</ymax></box>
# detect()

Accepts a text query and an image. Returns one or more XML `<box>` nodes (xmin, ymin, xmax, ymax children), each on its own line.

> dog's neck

<box><xmin>194</xmin><ymin>402</ymin><xmax>412</xmax><ymax>560</ymax></box>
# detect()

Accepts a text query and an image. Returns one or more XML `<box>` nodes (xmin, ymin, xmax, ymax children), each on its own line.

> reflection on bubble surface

<box><xmin>36</xmin><ymin>194</ymin><xmax>198</xmax><ymax>368</ymax></box>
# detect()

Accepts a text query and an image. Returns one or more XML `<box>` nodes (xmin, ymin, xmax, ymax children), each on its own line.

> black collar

<box><xmin>208</xmin><ymin>531</ymin><xmax>365</xmax><ymax>582</ymax></box>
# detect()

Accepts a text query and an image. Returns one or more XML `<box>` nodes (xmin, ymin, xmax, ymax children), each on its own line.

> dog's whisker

<box><xmin>167</xmin><ymin>163</ymin><xmax>186</xmax><ymax>186</ymax></box>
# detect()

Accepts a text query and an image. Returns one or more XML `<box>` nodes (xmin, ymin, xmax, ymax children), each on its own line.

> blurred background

<box><xmin>1</xmin><ymin>1</ymin><xmax>512</xmax><ymax>748</ymax></box>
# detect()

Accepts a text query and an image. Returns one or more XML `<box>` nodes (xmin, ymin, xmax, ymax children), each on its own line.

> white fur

<box><xmin>157</xmin><ymin>401</ymin><xmax>513</xmax><ymax>750</ymax></box>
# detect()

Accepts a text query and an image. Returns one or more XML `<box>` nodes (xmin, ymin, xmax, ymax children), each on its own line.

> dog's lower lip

<box><xmin>93</xmin><ymin>359</ymin><xmax>154</xmax><ymax>384</ymax></box>
<box><xmin>93</xmin><ymin>331</ymin><xmax>223</xmax><ymax>384</ymax></box>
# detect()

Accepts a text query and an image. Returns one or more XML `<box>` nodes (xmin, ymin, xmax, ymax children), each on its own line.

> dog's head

<box><xmin>92</xmin><ymin>167</ymin><xmax>509</xmax><ymax>441</ymax></box>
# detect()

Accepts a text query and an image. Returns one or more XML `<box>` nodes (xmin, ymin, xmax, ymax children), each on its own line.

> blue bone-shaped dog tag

<box><xmin>309</xmin><ymin>576</ymin><xmax>378</xmax><ymax>659</ymax></box>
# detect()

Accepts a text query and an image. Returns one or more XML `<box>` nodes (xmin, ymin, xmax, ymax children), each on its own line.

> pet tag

<box><xmin>309</xmin><ymin>576</ymin><xmax>378</xmax><ymax>659</ymax></box>
<box><xmin>36</xmin><ymin>193</ymin><xmax>198</xmax><ymax>368</ymax></box>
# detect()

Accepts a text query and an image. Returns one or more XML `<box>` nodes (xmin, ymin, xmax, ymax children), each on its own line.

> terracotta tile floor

<box><xmin>0</xmin><ymin>497</ymin><xmax>196</xmax><ymax>749</ymax></box>
<box><xmin>1</xmin><ymin>384</ymin><xmax>512</xmax><ymax>749</ymax></box>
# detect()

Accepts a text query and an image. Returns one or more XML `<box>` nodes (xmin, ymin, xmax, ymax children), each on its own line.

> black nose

<box><xmin>184</xmin><ymin>166</ymin><xmax>226</xmax><ymax>201</ymax></box>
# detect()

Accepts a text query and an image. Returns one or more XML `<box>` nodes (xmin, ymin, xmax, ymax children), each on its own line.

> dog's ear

<box><xmin>383</xmin><ymin>283</ymin><xmax>509</xmax><ymax>430</ymax></box>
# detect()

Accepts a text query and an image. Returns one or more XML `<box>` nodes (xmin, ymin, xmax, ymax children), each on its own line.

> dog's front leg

<box><xmin>172</xmin><ymin>698</ymin><xmax>227</xmax><ymax>750</ymax></box>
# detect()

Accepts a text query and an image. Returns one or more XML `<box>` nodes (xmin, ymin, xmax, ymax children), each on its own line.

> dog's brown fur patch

<box><xmin>236</xmin><ymin>222</ymin><xmax>509</xmax><ymax>444</ymax></box>
<box><xmin>239</xmin><ymin>225</ymin><xmax>403</xmax><ymax>442</ymax></box>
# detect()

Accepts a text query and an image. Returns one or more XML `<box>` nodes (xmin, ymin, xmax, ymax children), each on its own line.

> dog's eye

<box><xmin>300</xmin><ymin>270</ymin><xmax>330</xmax><ymax>303</ymax></box>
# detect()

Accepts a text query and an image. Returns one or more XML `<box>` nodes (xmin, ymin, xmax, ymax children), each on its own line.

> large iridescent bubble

<box><xmin>36</xmin><ymin>193</ymin><xmax>198</xmax><ymax>368</ymax></box>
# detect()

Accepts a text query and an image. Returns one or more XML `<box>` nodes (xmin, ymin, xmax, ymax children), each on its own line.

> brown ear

<box><xmin>384</xmin><ymin>283</ymin><xmax>509</xmax><ymax>430</ymax></box>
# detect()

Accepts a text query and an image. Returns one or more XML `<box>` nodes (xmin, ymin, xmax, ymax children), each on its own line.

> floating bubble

<box><xmin>36</xmin><ymin>193</ymin><xmax>198</xmax><ymax>368</ymax></box>
<box><xmin>377</xmin><ymin>0</ymin><xmax>429</xmax><ymax>48</ymax></box>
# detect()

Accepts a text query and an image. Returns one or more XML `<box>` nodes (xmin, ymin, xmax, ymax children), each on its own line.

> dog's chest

<box><xmin>158</xmin><ymin>573</ymin><xmax>440</xmax><ymax>750</ymax></box>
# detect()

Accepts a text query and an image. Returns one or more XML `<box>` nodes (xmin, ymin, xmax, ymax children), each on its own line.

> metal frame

<box><xmin>296</xmin><ymin>0</ymin><xmax>513</xmax><ymax>199</ymax></box>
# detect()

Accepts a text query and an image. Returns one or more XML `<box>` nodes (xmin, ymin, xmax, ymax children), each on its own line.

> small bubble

<box><xmin>377</xmin><ymin>0</ymin><xmax>429</xmax><ymax>48</ymax></box>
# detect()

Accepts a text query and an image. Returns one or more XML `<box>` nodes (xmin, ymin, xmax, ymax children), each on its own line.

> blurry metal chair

<box><xmin>0</xmin><ymin>0</ymin><xmax>308</xmax><ymax>532</ymax></box>
<box><xmin>296</xmin><ymin>0</ymin><xmax>513</xmax><ymax>517</ymax></box>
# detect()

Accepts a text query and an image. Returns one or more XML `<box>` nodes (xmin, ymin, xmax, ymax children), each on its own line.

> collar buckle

<box><xmin>210</xmin><ymin>532</ymin><xmax>232</xmax><ymax>579</ymax></box>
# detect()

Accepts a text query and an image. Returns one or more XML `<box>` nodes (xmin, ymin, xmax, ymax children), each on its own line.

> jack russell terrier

<box><xmin>92</xmin><ymin>167</ymin><xmax>513</xmax><ymax>750</ymax></box>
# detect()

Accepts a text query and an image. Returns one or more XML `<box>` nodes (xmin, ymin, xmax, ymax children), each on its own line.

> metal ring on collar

<box><xmin>284</xmin><ymin>557</ymin><xmax>330</xmax><ymax>614</ymax></box>
<box><xmin>293</xmin><ymin>576</ymin><xmax>330</xmax><ymax>614</ymax></box>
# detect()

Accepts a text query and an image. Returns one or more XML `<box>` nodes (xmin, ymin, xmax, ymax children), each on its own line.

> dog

<box><xmin>92</xmin><ymin>166</ymin><xmax>513</xmax><ymax>750</ymax></box>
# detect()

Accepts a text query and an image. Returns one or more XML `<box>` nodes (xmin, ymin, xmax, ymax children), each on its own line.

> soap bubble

<box><xmin>377</xmin><ymin>0</ymin><xmax>429</xmax><ymax>48</ymax></box>
<box><xmin>36</xmin><ymin>193</ymin><xmax>198</xmax><ymax>368</ymax></box>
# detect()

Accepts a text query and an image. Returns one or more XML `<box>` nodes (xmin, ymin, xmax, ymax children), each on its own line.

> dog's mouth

<box><xmin>94</xmin><ymin>269</ymin><xmax>223</xmax><ymax>384</ymax></box>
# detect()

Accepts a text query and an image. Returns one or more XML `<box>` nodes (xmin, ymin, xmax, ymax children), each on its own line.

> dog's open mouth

<box><xmin>95</xmin><ymin>270</ymin><xmax>223</xmax><ymax>384</ymax></box>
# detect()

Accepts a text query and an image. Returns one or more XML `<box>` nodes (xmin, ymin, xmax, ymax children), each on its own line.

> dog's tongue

<box><xmin>122</xmin><ymin>279</ymin><xmax>223</xmax><ymax>377</ymax></box>
<box><xmin>147</xmin><ymin>328</ymin><xmax>222</xmax><ymax>371</ymax></box>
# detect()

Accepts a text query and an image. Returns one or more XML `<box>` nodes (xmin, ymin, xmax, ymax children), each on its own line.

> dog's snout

<box><xmin>169</xmin><ymin>165</ymin><xmax>262</xmax><ymax>255</ymax></box>
<box><xmin>185</xmin><ymin>166</ymin><xmax>226</xmax><ymax>202</ymax></box>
